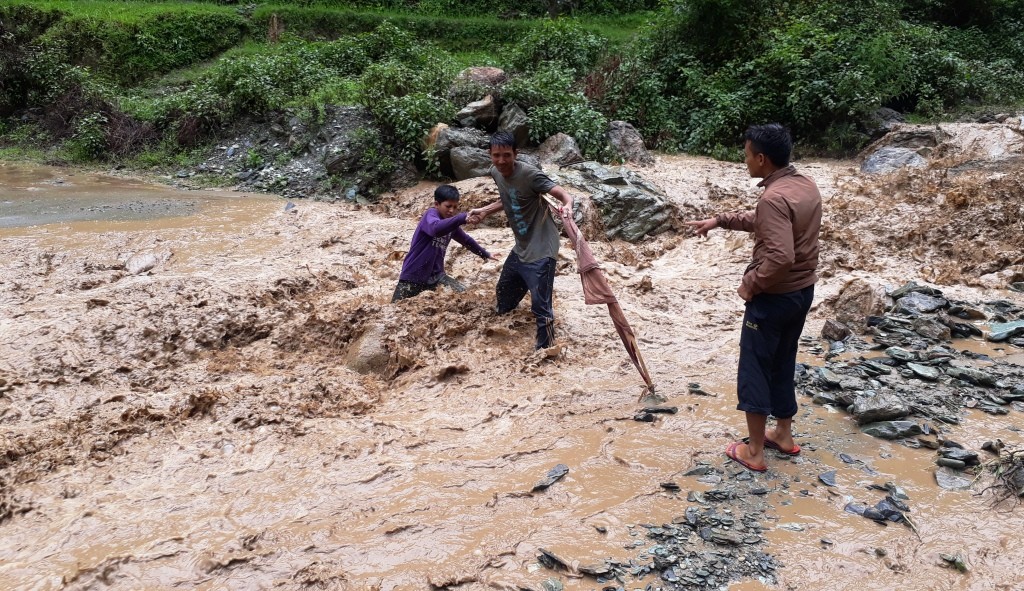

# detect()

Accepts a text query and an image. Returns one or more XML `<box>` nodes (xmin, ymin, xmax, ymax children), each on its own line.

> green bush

<box><xmin>36</xmin><ymin>9</ymin><xmax>248</xmax><ymax>85</ymax></box>
<box><xmin>605</xmin><ymin>0</ymin><xmax>1024</xmax><ymax>155</ymax></box>
<box><xmin>508</xmin><ymin>18</ymin><xmax>607</xmax><ymax>77</ymax></box>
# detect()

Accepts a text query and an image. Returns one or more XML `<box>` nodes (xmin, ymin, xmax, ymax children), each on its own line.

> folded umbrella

<box><xmin>543</xmin><ymin>194</ymin><xmax>654</xmax><ymax>393</ymax></box>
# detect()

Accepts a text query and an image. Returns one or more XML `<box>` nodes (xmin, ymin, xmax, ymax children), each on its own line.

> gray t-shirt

<box><xmin>490</xmin><ymin>163</ymin><xmax>559</xmax><ymax>263</ymax></box>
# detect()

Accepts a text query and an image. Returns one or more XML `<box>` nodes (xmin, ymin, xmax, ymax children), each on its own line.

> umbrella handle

<box><xmin>541</xmin><ymin>193</ymin><xmax>561</xmax><ymax>210</ymax></box>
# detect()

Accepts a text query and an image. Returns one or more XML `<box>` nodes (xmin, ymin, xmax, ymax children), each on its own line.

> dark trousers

<box><xmin>737</xmin><ymin>285</ymin><xmax>814</xmax><ymax>418</ymax></box>
<box><xmin>391</xmin><ymin>275</ymin><xmax>466</xmax><ymax>302</ymax></box>
<box><xmin>496</xmin><ymin>252</ymin><xmax>556</xmax><ymax>349</ymax></box>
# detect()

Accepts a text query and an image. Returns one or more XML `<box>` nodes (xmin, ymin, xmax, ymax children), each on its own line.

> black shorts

<box><xmin>736</xmin><ymin>285</ymin><xmax>814</xmax><ymax>418</ymax></box>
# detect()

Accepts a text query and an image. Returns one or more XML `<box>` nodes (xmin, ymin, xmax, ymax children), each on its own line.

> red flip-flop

<box><xmin>725</xmin><ymin>441</ymin><xmax>767</xmax><ymax>472</ymax></box>
<box><xmin>764</xmin><ymin>438</ymin><xmax>801</xmax><ymax>456</ymax></box>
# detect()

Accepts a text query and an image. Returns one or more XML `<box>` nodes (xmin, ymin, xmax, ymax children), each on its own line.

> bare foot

<box><xmin>725</xmin><ymin>441</ymin><xmax>767</xmax><ymax>472</ymax></box>
<box><xmin>764</xmin><ymin>428</ymin><xmax>798</xmax><ymax>454</ymax></box>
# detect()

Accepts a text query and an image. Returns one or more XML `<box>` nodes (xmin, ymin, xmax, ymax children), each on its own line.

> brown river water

<box><xmin>1</xmin><ymin>162</ymin><xmax>1022</xmax><ymax>591</ymax></box>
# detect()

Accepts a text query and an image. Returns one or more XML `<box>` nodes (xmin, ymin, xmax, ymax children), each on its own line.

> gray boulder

<box><xmin>894</xmin><ymin>291</ymin><xmax>948</xmax><ymax>315</ymax></box>
<box><xmin>607</xmin><ymin>121</ymin><xmax>654</xmax><ymax>166</ymax></box>
<box><xmin>537</xmin><ymin>133</ymin><xmax>583</xmax><ymax>166</ymax></box>
<box><xmin>433</xmin><ymin>127</ymin><xmax>490</xmax><ymax>178</ymax></box>
<box><xmin>344</xmin><ymin>326</ymin><xmax>389</xmax><ymax>375</ymax></box>
<box><xmin>935</xmin><ymin>466</ymin><xmax>973</xmax><ymax>490</ymax></box>
<box><xmin>455</xmin><ymin>94</ymin><xmax>499</xmax><ymax>130</ymax></box>
<box><xmin>454</xmin><ymin>66</ymin><xmax>507</xmax><ymax>87</ymax></box>
<box><xmin>499</xmin><ymin>103</ymin><xmax>530</xmax><ymax>149</ymax></box>
<box><xmin>556</xmin><ymin>162</ymin><xmax>675</xmax><ymax>242</ymax></box>
<box><xmin>850</xmin><ymin>391</ymin><xmax>910</xmax><ymax>425</ymax></box>
<box><xmin>861</xmin><ymin>147</ymin><xmax>927</xmax><ymax>174</ymax></box>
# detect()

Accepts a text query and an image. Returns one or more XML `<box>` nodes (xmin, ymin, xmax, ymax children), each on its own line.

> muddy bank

<box><xmin>1</xmin><ymin>153</ymin><xmax>1023</xmax><ymax>591</ymax></box>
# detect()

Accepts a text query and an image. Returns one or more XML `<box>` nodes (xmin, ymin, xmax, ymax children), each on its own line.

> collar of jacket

<box><xmin>756</xmin><ymin>164</ymin><xmax>797</xmax><ymax>189</ymax></box>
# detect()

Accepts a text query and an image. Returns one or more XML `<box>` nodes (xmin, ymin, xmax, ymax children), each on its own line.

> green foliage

<box><xmin>33</xmin><ymin>6</ymin><xmax>248</xmax><ymax>85</ymax></box>
<box><xmin>502</xmin><ymin>65</ymin><xmax>608</xmax><ymax>159</ymax></box>
<box><xmin>358</xmin><ymin>44</ymin><xmax>457</xmax><ymax>161</ymax></box>
<box><xmin>607</xmin><ymin>0</ymin><xmax>1024</xmax><ymax>155</ymax></box>
<box><xmin>508</xmin><ymin>18</ymin><xmax>607</xmax><ymax>77</ymax></box>
<box><xmin>65</xmin><ymin>111</ymin><xmax>108</xmax><ymax>161</ymax></box>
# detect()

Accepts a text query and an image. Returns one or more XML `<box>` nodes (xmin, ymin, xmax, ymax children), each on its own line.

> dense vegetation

<box><xmin>1</xmin><ymin>0</ymin><xmax>1022</xmax><ymax>173</ymax></box>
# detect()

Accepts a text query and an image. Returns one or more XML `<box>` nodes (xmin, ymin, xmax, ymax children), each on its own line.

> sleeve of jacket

<box><xmin>452</xmin><ymin>227</ymin><xmax>490</xmax><ymax>259</ymax></box>
<box><xmin>741</xmin><ymin>196</ymin><xmax>795</xmax><ymax>296</ymax></box>
<box><xmin>715</xmin><ymin>210</ymin><xmax>755</xmax><ymax>232</ymax></box>
<box><xmin>422</xmin><ymin>210</ymin><xmax>467</xmax><ymax>237</ymax></box>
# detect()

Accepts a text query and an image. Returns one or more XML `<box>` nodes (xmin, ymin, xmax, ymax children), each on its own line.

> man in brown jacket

<box><xmin>687</xmin><ymin>123</ymin><xmax>822</xmax><ymax>472</ymax></box>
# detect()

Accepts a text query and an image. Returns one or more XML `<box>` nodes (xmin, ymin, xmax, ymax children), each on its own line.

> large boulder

<box><xmin>859</xmin><ymin>127</ymin><xmax>948</xmax><ymax>174</ymax></box>
<box><xmin>455</xmin><ymin>94</ymin><xmax>499</xmax><ymax>130</ymax></box>
<box><xmin>607</xmin><ymin>121</ymin><xmax>654</xmax><ymax>166</ymax></box>
<box><xmin>431</xmin><ymin>127</ymin><xmax>490</xmax><ymax>178</ymax></box>
<box><xmin>344</xmin><ymin>326</ymin><xmax>390</xmax><ymax>375</ymax></box>
<box><xmin>558</xmin><ymin>162</ymin><xmax>675</xmax><ymax>242</ymax></box>
<box><xmin>499</xmin><ymin>103</ymin><xmax>529</xmax><ymax>149</ymax></box>
<box><xmin>831</xmin><ymin>278</ymin><xmax>885</xmax><ymax>332</ymax></box>
<box><xmin>454</xmin><ymin>66</ymin><xmax>507</xmax><ymax>87</ymax></box>
<box><xmin>537</xmin><ymin>133</ymin><xmax>583</xmax><ymax>166</ymax></box>
<box><xmin>861</xmin><ymin>147</ymin><xmax>927</xmax><ymax>174</ymax></box>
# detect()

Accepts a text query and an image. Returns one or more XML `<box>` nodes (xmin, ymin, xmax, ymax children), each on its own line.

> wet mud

<box><xmin>1</xmin><ymin>154</ymin><xmax>1023</xmax><ymax>591</ymax></box>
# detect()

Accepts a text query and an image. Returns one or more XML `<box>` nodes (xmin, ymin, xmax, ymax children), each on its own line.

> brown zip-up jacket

<box><xmin>715</xmin><ymin>165</ymin><xmax>822</xmax><ymax>297</ymax></box>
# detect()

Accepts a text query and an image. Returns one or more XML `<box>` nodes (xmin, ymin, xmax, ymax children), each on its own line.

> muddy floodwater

<box><xmin>1</xmin><ymin>160</ymin><xmax>1023</xmax><ymax>591</ymax></box>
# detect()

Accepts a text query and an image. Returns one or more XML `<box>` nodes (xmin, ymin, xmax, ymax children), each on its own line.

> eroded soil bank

<box><xmin>1</xmin><ymin>146</ymin><xmax>1023</xmax><ymax>591</ymax></box>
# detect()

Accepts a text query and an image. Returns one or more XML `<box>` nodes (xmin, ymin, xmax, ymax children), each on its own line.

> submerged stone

<box><xmin>906</xmin><ymin>362</ymin><xmax>941</xmax><ymax>381</ymax></box>
<box><xmin>861</xmin><ymin>420</ymin><xmax>922</xmax><ymax>439</ymax></box>
<box><xmin>946</xmin><ymin>366</ymin><xmax>996</xmax><ymax>387</ymax></box>
<box><xmin>935</xmin><ymin>467</ymin><xmax>973</xmax><ymax>490</ymax></box>
<box><xmin>532</xmin><ymin>464</ymin><xmax>570</xmax><ymax>492</ymax></box>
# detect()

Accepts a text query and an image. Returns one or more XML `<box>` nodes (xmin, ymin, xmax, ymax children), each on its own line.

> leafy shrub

<box><xmin>36</xmin><ymin>9</ymin><xmax>248</xmax><ymax>85</ymax></box>
<box><xmin>508</xmin><ymin>19</ymin><xmax>607</xmax><ymax>77</ymax></box>
<box><xmin>65</xmin><ymin>111</ymin><xmax>108</xmax><ymax>162</ymax></box>
<box><xmin>502</xmin><ymin>66</ymin><xmax>576</xmax><ymax>110</ymax></box>
<box><xmin>529</xmin><ymin>100</ymin><xmax>608</xmax><ymax>160</ymax></box>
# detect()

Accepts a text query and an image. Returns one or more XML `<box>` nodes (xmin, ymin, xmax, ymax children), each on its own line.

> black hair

<box><xmin>744</xmin><ymin>123</ymin><xmax>792</xmax><ymax>168</ymax></box>
<box><xmin>489</xmin><ymin>130</ymin><xmax>516</xmax><ymax>152</ymax></box>
<box><xmin>434</xmin><ymin>184</ymin><xmax>460</xmax><ymax>203</ymax></box>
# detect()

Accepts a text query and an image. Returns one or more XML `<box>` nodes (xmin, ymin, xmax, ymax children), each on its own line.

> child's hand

<box><xmin>488</xmin><ymin>252</ymin><xmax>500</xmax><ymax>261</ymax></box>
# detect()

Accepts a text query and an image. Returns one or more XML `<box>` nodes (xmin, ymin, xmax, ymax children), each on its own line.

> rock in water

<box><xmin>125</xmin><ymin>252</ymin><xmax>159</xmax><ymax>275</ymax></box>
<box><xmin>532</xmin><ymin>464</ymin><xmax>569</xmax><ymax>492</ymax></box>
<box><xmin>935</xmin><ymin>467</ymin><xmax>973</xmax><ymax>490</ymax></box>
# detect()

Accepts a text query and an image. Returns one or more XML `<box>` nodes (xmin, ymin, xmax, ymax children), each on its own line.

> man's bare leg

<box><xmin>765</xmin><ymin>416</ymin><xmax>796</xmax><ymax>452</ymax></box>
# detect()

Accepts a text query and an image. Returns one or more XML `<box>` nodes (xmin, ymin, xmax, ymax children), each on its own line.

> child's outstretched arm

<box><xmin>452</xmin><ymin>228</ymin><xmax>497</xmax><ymax>261</ymax></box>
<box><xmin>421</xmin><ymin>207</ymin><xmax>468</xmax><ymax>237</ymax></box>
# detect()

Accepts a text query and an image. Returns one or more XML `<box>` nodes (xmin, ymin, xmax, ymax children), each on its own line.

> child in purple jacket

<box><xmin>391</xmin><ymin>185</ymin><xmax>497</xmax><ymax>302</ymax></box>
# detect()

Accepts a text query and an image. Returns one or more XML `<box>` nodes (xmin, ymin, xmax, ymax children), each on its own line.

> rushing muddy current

<box><xmin>1</xmin><ymin>160</ymin><xmax>1023</xmax><ymax>591</ymax></box>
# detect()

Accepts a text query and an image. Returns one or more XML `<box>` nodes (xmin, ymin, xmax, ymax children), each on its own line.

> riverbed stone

<box><xmin>946</xmin><ymin>366</ymin><xmax>997</xmax><ymax>387</ymax></box>
<box><xmin>851</xmin><ymin>392</ymin><xmax>910</xmax><ymax>424</ymax></box>
<box><xmin>821</xmin><ymin>319</ymin><xmax>852</xmax><ymax>342</ymax></box>
<box><xmin>894</xmin><ymin>291</ymin><xmax>948</xmax><ymax>315</ymax></box>
<box><xmin>935</xmin><ymin>467</ymin><xmax>973</xmax><ymax>490</ymax></box>
<box><xmin>498</xmin><ymin>103</ymin><xmax>529</xmax><ymax>149</ymax></box>
<box><xmin>344</xmin><ymin>325</ymin><xmax>390</xmax><ymax>375</ymax></box>
<box><xmin>906</xmin><ymin>362</ymin><xmax>941</xmax><ymax>381</ymax></box>
<box><xmin>939</xmin><ymin>448</ymin><xmax>980</xmax><ymax>466</ymax></box>
<box><xmin>832</xmin><ymin>279</ymin><xmax>885</xmax><ymax>331</ymax></box>
<box><xmin>912</xmin><ymin>317</ymin><xmax>951</xmax><ymax>340</ymax></box>
<box><xmin>861</xmin><ymin>420</ymin><xmax>922</xmax><ymax>439</ymax></box>
<box><xmin>987</xmin><ymin>320</ymin><xmax>1024</xmax><ymax>342</ymax></box>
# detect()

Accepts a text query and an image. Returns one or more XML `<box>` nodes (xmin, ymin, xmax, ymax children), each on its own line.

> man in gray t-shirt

<box><xmin>469</xmin><ymin>131</ymin><xmax>573</xmax><ymax>350</ymax></box>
